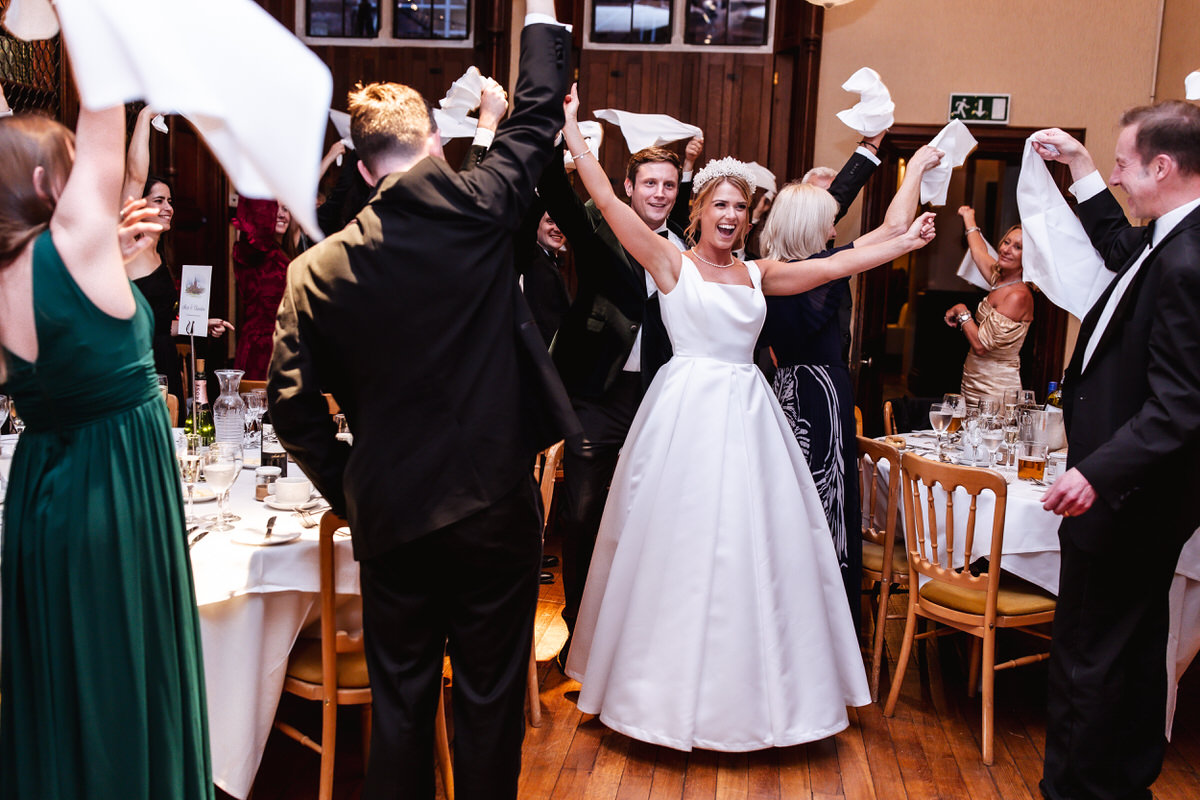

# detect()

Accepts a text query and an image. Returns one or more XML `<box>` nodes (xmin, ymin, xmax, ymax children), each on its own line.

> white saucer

<box><xmin>263</xmin><ymin>496</ymin><xmax>322</xmax><ymax>512</ymax></box>
<box><xmin>189</xmin><ymin>487</ymin><xmax>218</xmax><ymax>503</ymax></box>
<box><xmin>231</xmin><ymin>528</ymin><xmax>302</xmax><ymax>546</ymax></box>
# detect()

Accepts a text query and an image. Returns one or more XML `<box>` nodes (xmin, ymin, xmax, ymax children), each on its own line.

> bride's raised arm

<box><xmin>560</xmin><ymin>83</ymin><xmax>686</xmax><ymax>293</ymax></box>
<box><xmin>759</xmin><ymin>212</ymin><xmax>936</xmax><ymax>296</ymax></box>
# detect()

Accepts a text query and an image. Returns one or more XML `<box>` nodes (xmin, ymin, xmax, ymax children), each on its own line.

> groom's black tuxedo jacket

<box><xmin>1061</xmin><ymin>189</ymin><xmax>1200</xmax><ymax>553</ymax></box>
<box><xmin>538</xmin><ymin>147</ymin><xmax>688</xmax><ymax>398</ymax></box>
<box><xmin>268</xmin><ymin>23</ymin><xmax>579</xmax><ymax>561</ymax></box>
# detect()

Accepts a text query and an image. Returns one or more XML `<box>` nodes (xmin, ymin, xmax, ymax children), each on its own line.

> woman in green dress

<box><xmin>0</xmin><ymin>106</ymin><xmax>212</xmax><ymax>799</ymax></box>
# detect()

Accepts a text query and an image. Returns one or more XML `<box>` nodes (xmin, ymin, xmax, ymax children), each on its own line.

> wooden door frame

<box><xmin>852</xmin><ymin>124</ymin><xmax>1086</xmax><ymax>433</ymax></box>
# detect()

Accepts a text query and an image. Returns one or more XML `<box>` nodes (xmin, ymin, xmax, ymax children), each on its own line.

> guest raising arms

<box><xmin>943</xmin><ymin>205</ymin><xmax>1033</xmax><ymax>403</ymax></box>
<box><xmin>0</xmin><ymin>106</ymin><xmax>212</xmax><ymax>799</ymax></box>
<box><xmin>559</xmin><ymin>83</ymin><xmax>937</xmax><ymax>751</ymax></box>
<box><xmin>123</xmin><ymin>105</ymin><xmax>232</xmax><ymax>408</ymax></box>
<box><xmin>759</xmin><ymin>143</ymin><xmax>943</xmax><ymax>629</ymax></box>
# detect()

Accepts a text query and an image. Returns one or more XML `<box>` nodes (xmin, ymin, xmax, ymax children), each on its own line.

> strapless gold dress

<box><xmin>960</xmin><ymin>298</ymin><xmax>1030</xmax><ymax>403</ymax></box>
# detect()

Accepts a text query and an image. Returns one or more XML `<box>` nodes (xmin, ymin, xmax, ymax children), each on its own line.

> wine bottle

<box><xmin>1046</xmin><ymin>380</ymin><xmax>1063</xmax><ymax>409</ymax></box>
<box><xmin>186</xmin><ymin>358</ymin><xmax>215</xmax><ymax>446</ymax></box>
<box><xmin>260</xmin><ymin>408</ymin><xmax>288</xmax><ymax>477</ymax></box>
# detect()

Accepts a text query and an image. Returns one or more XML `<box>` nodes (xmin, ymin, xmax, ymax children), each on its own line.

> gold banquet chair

<box><xmin>856</xmin><ymin>436</ymin><xmax>907</xmax><ymax>702</ymax></box>
<box><xmin>882</xmin><ymin>453</ymin><xmax>1056</xmax><ymax>765</ymax></box>
<box><xmin>274</xmin><ymin>511</ymin><xmax>455</xmax><ymax>800</ymax></box>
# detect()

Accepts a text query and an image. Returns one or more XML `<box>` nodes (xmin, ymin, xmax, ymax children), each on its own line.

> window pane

<box><xmin>308</xmin><ymin>0</ymin><xmax>380</xmax><ymax>38</ymax></box>
<box><xmin>684</xmin><ymin>0</ymin><xmax>766</xmax><ymax>46</ymax></box>
<box><xmin>591</xmin><ymin>0</ymin><xmax>672</xmax><ymax>44</ymax></box>
<box><xmin>395</xmin><ymin>0</ymin><xmax>471</xmax><ymax>39</ymax></box>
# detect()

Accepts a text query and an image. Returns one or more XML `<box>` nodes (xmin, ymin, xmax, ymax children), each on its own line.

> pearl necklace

<box><xmin>690</xmin><ymin>248</ymin><xmax>736</xmax><ymax>269</ymax></box>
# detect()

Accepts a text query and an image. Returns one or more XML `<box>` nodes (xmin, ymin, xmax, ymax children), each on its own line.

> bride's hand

<box><xmin>563</xmin><ymin>82</ymin><xmax>580</xmax><ymax>123</ymax></box>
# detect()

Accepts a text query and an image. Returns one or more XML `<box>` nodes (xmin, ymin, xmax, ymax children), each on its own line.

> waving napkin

<box><xmin>564</xmin><ymin>121</ymin><xmax>604</xmax><ymax>170</ymax></box>
<box><xmin>1</xmin><ymin>0</ymin><xmax>58</xmax><ymax>39</ymax></box>
<box><xmin>432</xmin><ymin>66</ymin><xmax>487</xmax><ymax>142</ymax></box>
<box><xmin>329</xmin><ymin>109</ymin><xmax>354</xmax><ymax>150</ymax></box>
<box><xmin>1187</xmin><ymin>70</ymin><xmax>1200</xmax><ymax>101</ymax></box>
<box><xmin>53</xmin><ymin>0</ymin><xmax>331</xmax><ymax>241</ymax></box>
<box><xmin>1016</xmin><ymin>136</ymin><xmax>1110</xmax><ymax>318</ymax></box>
<box><xmin>745</xmin><ymin>161</ymin><xmax>778</xmax><ymax>198</ymax></box>
<box><xmin>956</xmin><ymin>238</ymin><xmax>998</xmax><ymax>290</ymax></box>
<box><xmin>592</xmin><ymin>108</ymin><xmax>701</xmax><ymax>153</ymax></box>
<box><xmin>835</xmin><ymin>67</ymin><xmax>894</xmax><ymax>138</ymax></box>
<box><xmin>921</xmin><ymin>120</ymin><xmax>977</xmax><ymax>206</ymax></box>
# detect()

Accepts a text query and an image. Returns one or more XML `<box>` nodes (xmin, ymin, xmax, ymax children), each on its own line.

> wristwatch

<box><xmin>957</xmin><ymin>311</ymin><xmax>973</xmax><ymax>327</ymax></box>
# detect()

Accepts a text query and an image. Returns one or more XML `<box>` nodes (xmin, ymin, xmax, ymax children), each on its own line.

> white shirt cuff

<box><xmin>681</xmin><ymin>170</ymin><xmax>693</xmax><ymax>183</ymax></box>
<box><xmin>856</xmin><ymin>146</ymin><xmax>881</xmax><ymax>166</ymax></box>
<box><xmin>524</xmin><ymin>13</ymin><xmax>572</xmax><ymax>31</ymax></box>
<box><xmin>472</xmin><ymin>127</ymin><xmax>495</xmax><ymax>149</ymax></box>
<box><xmin>1069</xmin><ymin>170</ymin><xmax>1106</xmax><ymax>202</ymax></box>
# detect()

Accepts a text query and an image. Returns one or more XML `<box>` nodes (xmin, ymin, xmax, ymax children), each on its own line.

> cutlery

<box><xmin>188</xmin><ymin>529</ymin><xmax>209</xmax><ymax>548</ymax></box>
<box><xmin>264</xmin><ymin>515</ymin><xmax>278</xmax><ymax>541</ymax></box>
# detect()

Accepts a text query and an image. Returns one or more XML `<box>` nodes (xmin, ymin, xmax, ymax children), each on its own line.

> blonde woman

<box><xmin>943</xmin><ymin>205</ymin><xmax>1033</xmax><ymax>402</ymax></box>
<box><xmin>558</xmin><ymin>83</ymin><xmax>939</xmax><ymax>752</ymax></box>
<box><xmin>759</xmin><ymin>146</ymin><xmax>942</xmax><ymax>628</ymax></box>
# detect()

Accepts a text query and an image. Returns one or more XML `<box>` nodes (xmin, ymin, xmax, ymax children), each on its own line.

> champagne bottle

<box><xmin>260</xmin><ymin>408</ymin><xmax>288</xmax><ymax>477</ymax></box>
<box><xmin>186</xmin><ymin>358</ymin><xmax>215</xmax><ymax>445</ymax></box>
<box><xmin>1046</xmin><ymin>380</ymin><xmax>1063</xmax><ymax>409</ymax></box>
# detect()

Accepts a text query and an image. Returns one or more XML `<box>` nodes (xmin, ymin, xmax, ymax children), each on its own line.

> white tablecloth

<box><xmin>190</xmin><ymin>466</ymin><xmax>359</xmax><ymax>799</ymax></box>
<box><xmin>871</xmin><ymin>443</ymin><xmax>1200</xmax><ymax>737</ymax></box>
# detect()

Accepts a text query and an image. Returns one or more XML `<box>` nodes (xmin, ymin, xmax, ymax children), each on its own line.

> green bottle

<box><xmin>186</xmin><ymin>358</ymin><xmax>216</xmax><ymax>445</ymax></box>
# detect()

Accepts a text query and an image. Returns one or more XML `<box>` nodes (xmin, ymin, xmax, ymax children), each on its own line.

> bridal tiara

<box><xmin>692</xmin><ymin>156</ymin><xmax>757</xmax><ymax>195</ymax></box>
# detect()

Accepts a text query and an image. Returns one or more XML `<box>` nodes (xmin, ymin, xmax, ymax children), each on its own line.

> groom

<box><xmin>1035</xmin><ymin>101</ymin><xmax>1200</xmax><ymax>800</ymax></box>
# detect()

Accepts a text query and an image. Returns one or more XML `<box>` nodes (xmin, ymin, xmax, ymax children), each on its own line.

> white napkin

<box><xmin>1</xmin><ymin>0</ymin><xmax>58</xmax><ymax>40</ymax></box>
<box><xmin>745</xmin><ymin>161</ymin><xmax>778</xmax><ymax>198</ymax></box>
<box><xmin>921</xmin><ymin>120</ymin><xmax>977</xmax><ymax>206</ymax></box>
<box><xmin>54</xmin><ymin>0</ymin><xmax>332</xmax><ymax>242</ymax></box>
<box><xmin>592</xmin><ymin>108</ymin><xmax>701</xmax><ymax>153</ymax></box>
<box><xmin>328</xmin><ymin>109</ymin><xmax>354</xmax><ymax>150</ymax></box>
<box><xmin>0</xmin><ymin>83</ymin><xmax>11</xmax><ymax>117</ymax></box>
<box><xmin>835</xmin><ymin>67</ymin><xmax>894</xmax><ymax>139</ymax></box>
<box><xmin>151</xmin><ymin>114</ymin><xmax>169</xmax><ymax>134</ymax></box>
<box><xmin>1187</xmin><ymin>70</ymin><xmax>1200</xmax><ymax>101</ymax></box>
<box><xmin>433</xmin><ymin>66</ymin><xmax>487</xmax><ymax>143</ymax></box>
<box><xmin>564</xmin><ymin>121</ymin><xmax>604</xmax><ymax>170</ymax></box>
<box><xmin>956</xmin><ymin>238</ymin><xmax>998</xmax><ymax>290</ymax></box>
<box><xmin>1016</xmin><ymin>135</ymin><xmax>1111</xmax><ymax>318</ymax></box>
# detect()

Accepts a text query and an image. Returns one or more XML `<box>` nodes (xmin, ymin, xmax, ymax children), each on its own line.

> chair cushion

<box><xmin>286</xmin><ymin>638</ymin><xmax>372</xmax><ymax>688</ymax></box>
<box><xmin>919</xmin><ymin>575</ymin><xmax>1057</xmax><ymax>617</ymax></box>
<box><xmin>862</xmin><ymin>541</ymin><xmax>909</xmax><ymax>578</ymax></box>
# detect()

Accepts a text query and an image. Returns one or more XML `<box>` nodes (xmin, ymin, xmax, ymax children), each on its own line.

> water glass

<box><xmin>0</xmin><ymin>394</ymin><xmax>9</xmax><ymax>433</ymax></box>
<box><xmin>978</xmin><ymin>396</ymin><xmax>1001</xmax><ymax>422</ymax></box>
<box><xmin>981</xmin><ymin>420</ymin><xmax>1005</xmax><ymax>466</ymax></box>
<box><xmin>203</xmin><ymin>442</ymin><xmax>243</xmax><ymax>531</ymax></box>
<box><xmin>177</xmin><ymin>433</ymin><xmax>203</xmax><ymax>524</ymax></box>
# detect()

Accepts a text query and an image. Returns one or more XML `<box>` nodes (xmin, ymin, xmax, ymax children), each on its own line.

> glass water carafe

<box><xmin>213</xmin><ymin>369</ymin><xmax>247</xmax><ymax>444</ymax></box>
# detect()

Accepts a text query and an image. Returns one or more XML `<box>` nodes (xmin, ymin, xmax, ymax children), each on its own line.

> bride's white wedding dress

<box><xmin>564</xmin><ymin>255</ymin><xmax>870</xmax><ymax>752</ymax></box>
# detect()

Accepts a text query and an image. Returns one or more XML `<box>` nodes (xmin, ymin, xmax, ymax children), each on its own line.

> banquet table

<box><xmin>870</xmin><ymin>433</ymin><xmax>1200</xmax><ymax>736</ymax></box>
<box><xmin>189</xmin><ymin>463</ymin><xmax>360</xmax><ymax>799</ymax></box>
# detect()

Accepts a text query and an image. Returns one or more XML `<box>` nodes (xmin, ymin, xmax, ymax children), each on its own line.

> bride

<box><xmin>559</xmin><ymin>84</ymin><xmax>940</xmax><ymax>751</ymax></box>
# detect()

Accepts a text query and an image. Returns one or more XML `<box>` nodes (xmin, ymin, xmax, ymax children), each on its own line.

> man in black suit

<box><xmin>538</xmin><ymin>143</ymin><xmax>693</xmax><ymax>663</ymax></box>
<box><xmin>517</xmin><ymin>204</ymin><xmax>571</xmax><ymax>346</ymax></box>
<box><xmin>267</xmin><ymin>7</ymin><xmax>575</xmax><ymax>798</ymax></box>
<box><xmin>1034</xmin><ymin>102</ymin><xmax>1200</xmax><ymax>800</ymax></box>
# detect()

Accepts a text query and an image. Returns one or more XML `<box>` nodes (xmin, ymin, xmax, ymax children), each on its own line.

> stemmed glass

<box><xmin>929</xmin><ymin>403</ymin><xmax>953</xmax><ymax>461</ymax></box>
<box><xmin>963</xmin><ymin>410</ymin><xmax>983</xmax><ymax>463</ymax></box>
<box><xmin>242</xmin><ymin>391</ymin><xmax>266</xmax><ymax>449</ymax></box>
<box><xmin>942</xmin><ymin>393</ymin><xmax>965</xmax><ymax>433</ymax></box>
<box><xmin>177</xmin><ymin>433</ymin><xmax>203</xmax><ymax>524</ymax></box>
<box><xmin>978</xmin><ymin>395</ymin><xmax>1001</xmax><ymax>423</ymax></box>
<box><xmin>1003</xmin><ymin>412</ymin><xmax>1021</xmax><ymax>469</ymax></box>
<box><xmin>981</xmin><ymin>419</ymin><xmax>1005</xmax><ymax>467</ymax></box>
<box><xmin>0</xmin><ymin>395</ymin><xmax>9</xmax><ymax>433</ymax></box>
<box><xmin>203</xmin><ymin>442</ymin><xmax>243</xmax><ymax>531</ymax></box>
<box><xmin>7</xmin><ymin>402</ymin><xmax>24</xmax><ymax>436</ymax></box>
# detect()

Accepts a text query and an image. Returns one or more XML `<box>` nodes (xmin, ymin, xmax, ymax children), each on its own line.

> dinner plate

<box><xmin>263</xmin><ymin>495</ymin><xmax>322</xmax><ymax>512</ymax></box>
<box><xmin>231</xmin><ymin>528</ymin><xmax>302</xmax><ymax>546</ymax></box>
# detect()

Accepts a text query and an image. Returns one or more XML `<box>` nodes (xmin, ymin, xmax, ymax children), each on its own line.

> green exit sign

<box><xmin>949</xmin><ymin>93</ymin><xmax>1010</xmax><ymax>124</ymax></box>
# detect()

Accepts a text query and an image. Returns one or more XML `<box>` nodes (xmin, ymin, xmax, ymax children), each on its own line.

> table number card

<box><xmin>178</xmin><ymin>265</ymin><xmax>213</xmax><ymax>336</ymax></box>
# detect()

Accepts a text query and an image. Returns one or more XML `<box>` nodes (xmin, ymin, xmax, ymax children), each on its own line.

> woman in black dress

<box><xmin>759</xmin><ymin>145</ymin><xmax>941</xmax><ymax>628</ymax></box>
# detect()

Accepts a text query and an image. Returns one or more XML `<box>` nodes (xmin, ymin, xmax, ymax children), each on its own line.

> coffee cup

<box><xmin>274</xmin><ymin>476</ymin><xmax>312</xmax><ymax>505</ymax></box>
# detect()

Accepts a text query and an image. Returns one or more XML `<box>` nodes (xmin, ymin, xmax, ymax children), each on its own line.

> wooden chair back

<box><xmin>525</xmin><ymin>440</ymin><xmax>564</xmax><ymax>729</ymax></box>
<box><xmin>857</xmin><ymin>436</ymin><xmax>901</xmax><ymax>559</ymax></box>
<box><xmin>239</xmin><ymin>379</ymin><xmax>267</xmax><ymax>393</ymax></box>
<box><xmin>854</xmin><ymin>406</ymin><xmax>864</xmax><ymax>436</ymax></box>
<box><xmin>883</xmin><ymin>400</ymin><xmax>896</xmax><ymax>436</ymax></box>
<box><xmin>166</xmin><ymin>393</ymin><xmax>179</xmax><ymax>426</ymax></box>
<box><xmin>898</xmin><ymin>452</ymin><xmax>1008</xmax><ymax>618</ymax></box>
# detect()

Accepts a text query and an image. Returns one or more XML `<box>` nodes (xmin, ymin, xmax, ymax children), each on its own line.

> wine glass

<box><xmin>203</xmin><ymin>442</ymin><xmax>242</xmax><ymax>531</ymax></box>
<box><xmin>981</xmin><ymin>420</ymin><xmax>1005</xmax><ymax>468</ymax></box>
<box><xmin>177</xmin><ymin>433</ymin><xmax>203</xmax><ymax>524</ymax></box>
<box><xmin>978</xmin><ymin>395</ymin><xmax>1001</xmax><ymax>422</ymax></box>
<box><xmin>928</xmin><ymin>403</ymin><xmax>953</xmax><ymax>461</ymax></box>
<box><xmin>7</xmin><ymin>402</ymin><xmax>24</xmax><ymax>436</ymax></box>
<box><xmin>1003</xmin><ymin>416</ymin><xmax>1021</xmax><ymax>469</ymax></box>
<box><xmin>1018</xmin><ymin>388</ymin><xmax>1038</xmax><ymax>411</ymax></box>
<box><xmin>963</xmin><ymin>412</ymin><xmax>983</xmax><ymax>463</ymax></box>
<box><xmin>0</xmin><ymin>394</ymin><xmax>9</xmax><ymax>432</ymax></box>
<box><xmin>241</xmin><ymin>391</ymin><xmax>265</xmax><ymax>449</ymax></box>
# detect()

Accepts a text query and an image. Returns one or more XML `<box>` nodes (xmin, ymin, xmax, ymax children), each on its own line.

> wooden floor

<box><xmin>238</xmin><ymin>537</ymin><xmax>1200</xmax><ymax>800</ymax></box>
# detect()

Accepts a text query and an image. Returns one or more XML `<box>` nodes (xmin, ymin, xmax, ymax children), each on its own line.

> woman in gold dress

<box><xmin>943</xmin><ymin>206</ymin><xmax>1033</xmax><ymax>402</ymax></box>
